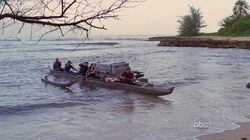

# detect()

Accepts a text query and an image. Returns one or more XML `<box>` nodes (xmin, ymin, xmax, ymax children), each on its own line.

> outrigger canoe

<box><xmin>42</xmin><ymin>70</ymin><xmax>175</xmax><ymax>96</ymax></box>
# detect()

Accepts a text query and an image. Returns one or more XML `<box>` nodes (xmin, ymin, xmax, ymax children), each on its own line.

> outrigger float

<box><xmin>41</xmin><ymin>62</ymin><xmax>175</xmax><ymax>96</ymax></box>
<box><xmin>41</xmin><ymin>73</ymin><xmax>78</xmax><ymax>88</ymax></box>
<box><xmin>246</xmin><ymin>83</ymin><xmax>250</xmax><ymax>88</ymax></box>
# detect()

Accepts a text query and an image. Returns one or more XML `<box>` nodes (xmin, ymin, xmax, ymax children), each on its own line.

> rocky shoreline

<box><xmin>149</xmin><ymin>36</ymin><xmax>250</xmax><ymax>49</ymax></box>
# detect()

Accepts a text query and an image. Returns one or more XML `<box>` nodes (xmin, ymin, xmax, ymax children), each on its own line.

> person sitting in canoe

<box><xmin>53</xmin><ymin>58</ymin><xmax>63</xmax><ymax>71</ymax></box>
<box><xmin>87</xmin><ymin>63</ymin><xmax>100</xmax><ymax>78</ymax></box>
<box><xmin>64</xmin><ymin>60</ymin><xmax>77</xmax><ymax>72</ymax></box>
<box><xmin>78</xmin><ymin>62</ymin><xmax>89</xmax><ymax>76</ymax></box>
<box><xmin>119</xmin><ymin>67</ymin><xmax>138</xmax><ymax>85</ymax></box>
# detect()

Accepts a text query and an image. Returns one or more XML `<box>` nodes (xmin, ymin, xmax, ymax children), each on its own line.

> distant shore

<box><xmin>149</xmin><ymin>36</ymin><xmax>250</xmax><ymax>49</ymax></box>
<box><xmin>197</xmin><ymin>116</ymin><xmax>250</xmax><ymax>140</ymax></box>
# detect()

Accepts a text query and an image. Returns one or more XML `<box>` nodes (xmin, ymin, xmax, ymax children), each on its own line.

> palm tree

<box><xmin>233</xmin><ymin>0</ymin><xmax>249</xmax><ymax>17</ymax></box>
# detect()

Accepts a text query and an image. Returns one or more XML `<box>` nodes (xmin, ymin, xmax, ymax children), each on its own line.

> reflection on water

<box><xmin>1</xmin><ymin>37</ymin><xmax>250</xmax><ymax>140</ymax></box>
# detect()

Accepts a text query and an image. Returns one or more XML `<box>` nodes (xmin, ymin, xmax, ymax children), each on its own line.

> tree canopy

<box><xmin>233</xmin><ymin>0</ymin><xmax>249</xmax><ymax>18</ymax></box>
<box><xmin>217</xmin><ymin>0</ymin><xmax>250</xmax><ymax>36</ymax></box>
<box><xmin>177</xmin><ymin>6</ymin><xmax>206</xmax><ymax>36</ymax></box>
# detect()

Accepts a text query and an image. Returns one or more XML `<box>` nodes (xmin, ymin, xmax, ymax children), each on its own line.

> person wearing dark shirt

<box><xmin>64</xmin><ymin>61</ymin><xmax>76</xmax><ymax>72</ymax></box>
<box><xmin>53</xmin><ymin>58</ymin><xmax>63</xmax><ymax>71</ymax></box>
<box><xmin>119</xmin><ymin>67</ymin><xmax>137</xmax><ymax>85</ymax></box>
<box><xmin>78</xmin><ymin>62</ymin><xmax>89</xmax><ymax>76</ymax></box>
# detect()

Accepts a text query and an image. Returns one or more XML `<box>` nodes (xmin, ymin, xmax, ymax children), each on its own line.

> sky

<box><xmin>95</xmin><ymin>0</ymin><xmax>238</xmax><ymax>36</ymax></box>
<box><xmin>0</xmin><ymin>0</ymin><xmax>242</xmax><ymax>38</ymax></box>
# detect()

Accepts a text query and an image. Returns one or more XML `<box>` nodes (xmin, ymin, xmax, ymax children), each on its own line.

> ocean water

<box><xmin>0</xmin><ymin>36</ymin><xmax>250</xmax><ymax>140</ymax></box>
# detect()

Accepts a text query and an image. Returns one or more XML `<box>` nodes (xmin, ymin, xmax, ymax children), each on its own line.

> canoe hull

<box><xmin>83</xmin><ymin>78</ymin><xmax>174</xmax><ymax>96</ymax></box>
<box><xmin>46</xmin><ymin>70</ymin><xmax>174</xmax><ymax>96</ymax></box>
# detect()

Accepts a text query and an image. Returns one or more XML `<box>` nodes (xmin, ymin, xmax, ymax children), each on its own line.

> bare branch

<box><xmin>1</xmin><ymin>3</ymin><xmax>6</xmax><ymax>14</ymax></box>
<box><xmin>36</xmin><ymin>27</ymin><xmax>59</xmax><ymax>44</ymax></box>
<box><xmin>3</xmin><ymin>0</ymin><xmax>15</xmax><ymax>14</ymax></box>
<box><xmin>0</xmin><ymin>0</ymin><xmax>144</xmax><ymax>39</ymax></box>
<box><xmin>18</xmin><ymin>23</ymin><xmax>25</xmax><ymax>33</ymax></box>
<box><xmin>59</xmin><ymin>26</ymin><xmax>64</xmax><ymax>37</ymax></box>
<box><xmin>62</xmin><ymin>0</ymin><xmax>76</xmax><ymax>16</ymax></box>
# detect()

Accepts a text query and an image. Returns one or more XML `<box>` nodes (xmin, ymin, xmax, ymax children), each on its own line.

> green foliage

<box><xmin>216</xmin><ymin>0</ymin><xmax>250</xmax><ymax>36</ymax></box>
<box><xmin>177</xmin><ymin>6</ymin><xmax>206</xmax><ymax>36</ymax></box>
<box><xmin>218</xmin><ymin>15</ymin><xmax>250</xmax><ymax>36</ymax></box>
<box><xmin>233</xmin><ymin>0</ymin><xmax>249</xmax><ymax>17</ymax></box>
<box><xmin>221</xmin><ymin>16</ymin><xmax>238</xmax><ymax>28</ymax></box>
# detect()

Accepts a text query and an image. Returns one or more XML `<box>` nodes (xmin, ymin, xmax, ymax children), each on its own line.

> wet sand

<box><xmin>198</xmin><ymin>116</ymin><xmax>250</xmax><ymax>140</ymax></box>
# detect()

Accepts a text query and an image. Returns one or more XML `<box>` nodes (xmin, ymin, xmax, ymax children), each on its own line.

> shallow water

<box><xmin>1</xmin><ymin>36</ymin><xmax>250</xmax><ymax>140</ymax></box>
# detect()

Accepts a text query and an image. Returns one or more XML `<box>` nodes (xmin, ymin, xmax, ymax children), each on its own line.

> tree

<box><xmin>177</xmin><ymin>6</ymin><xmax>206</xmax><ymax>36</ymax></box>
<box><xmin>233</xmin><ymin>0</ymin><xmax>249</xmax><ymax>18</ymax></box>
<box><xmin>0</xmin><ymin>0</ymin><xmax>143</xmax><ymax>39</ymax></box>
<box><xmin>218</xmin><ymin>0</ymin><xmax>250</xmax><ymax>36</ymax></box>
<box><xmin>221</xmin><ymin>15</ymin><xmax>237</xmax><ymax>28</ymax></box>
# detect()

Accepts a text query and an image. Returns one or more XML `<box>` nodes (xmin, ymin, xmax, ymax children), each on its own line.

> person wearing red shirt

<box><xmin>119</xmin><ymin>67</ymin><xmax>137</xmax><ymax>85</ymax></box>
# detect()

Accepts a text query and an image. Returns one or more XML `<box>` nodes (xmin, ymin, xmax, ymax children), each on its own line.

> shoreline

<box><xmin>149</xmin><ymin>36</ymin><xmax>250</xmax><ymax>49</ymax></box>
<box><xmin>197</xmin><ymin>116</ymin><xmax>250</xmax><ymax>140</ymax></box>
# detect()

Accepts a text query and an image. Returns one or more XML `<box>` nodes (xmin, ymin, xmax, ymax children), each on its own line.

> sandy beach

<box><xmin>198</xmin><ymin>116</ymin><xmax>250</xmax><ymax>140</ymax></box>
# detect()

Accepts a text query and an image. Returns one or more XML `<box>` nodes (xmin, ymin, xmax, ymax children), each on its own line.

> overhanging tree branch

<box><xmin>0</xmin><ymin>0</ymin><xmax>144</xmax><ymax>39</ymax></box>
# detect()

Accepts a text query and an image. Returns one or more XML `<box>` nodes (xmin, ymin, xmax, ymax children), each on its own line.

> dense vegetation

<box><xmin>218</xmin><ymin>15</ymin><xmax>250</xmax><ymax>36</ymax></box>
<box><xmin>177</xmin><ymin>6</ymin><xmax>206</xmax><ymax>36</ymax></box>
<box><xmin>217</xmin><ymin>0</ymin><xmax>250</xmax><ymax>36</ymax></box>
<box><xmin>178</xmin><ymin>0</ymin><xmax>250</xmax><ymax>37</ymax></box>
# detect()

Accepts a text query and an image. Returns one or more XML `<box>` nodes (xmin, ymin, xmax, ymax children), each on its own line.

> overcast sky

<box><xmin>0</xmin><ymin>0</ymin><xmax>241</xmax><ymax>39</ymax></box>
<box><xmin>95</xmin><ymin>0</ymin><xmax>238</xmax><ymax>36</ymax></box>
